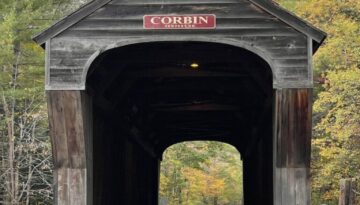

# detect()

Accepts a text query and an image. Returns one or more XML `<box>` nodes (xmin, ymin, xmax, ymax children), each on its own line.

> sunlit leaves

<box><xmin>160</xmin><ymin>141</ymin><xmax>243</xmax><ymax>205</ymax></box>
<box><xmin>312</xmin><ymin>69</ymin><xmax>360</xmax><ymax>204</ymax></box>
<box><xmin>276</xmin><ymin>1</ymin><xmax>360</xmax><ymax>204</ymax></box>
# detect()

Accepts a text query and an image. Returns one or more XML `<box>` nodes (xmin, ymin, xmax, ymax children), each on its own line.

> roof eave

<box><xmin>249</xmin><ymin>0</ymin><xmax>327</xmax><ymax>53</ymax></box>
<box><xmin>33</xmin><ymin>0</ymin><xmax>327</xmax><ymax>54</ymax></box>
<box><xmin>32</xmin><ymin>0</ymin><xmax>112</xmax><ymax>47</ymax></box>
<box><xmin>313</xmin><ymin>34</ymin><xmax>327</xmax><ymax>53</ymax></box>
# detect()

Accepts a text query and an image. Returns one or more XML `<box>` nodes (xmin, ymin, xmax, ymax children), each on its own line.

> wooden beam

<box><xmin>87</xmin><ymin>82</ymin><xmax>114</xmax><ymax>112</ymax></box>
<box><xmin>244</xmin><ymin>97</ymin><xmax>272</xmax><ymax>158</ymax></box>
<box><xmin>244</xmin><ymin>64</ymin><xmax>272</xmax><ymax>97</ymax></box>
<box><xmin>249</xmin><ymin>0</ymin><xmax>327</xmax><ymax>44</ymax></box>
<box><xmin>91</xmin><ymin>65</ymin><xmax>126</xmax><ymax>94</ymax></box>
<box><xmin>33</xmin><ymin>0</ymin><xmax>112</xmax><ymax>45</ymax></box>
<box><xmin>273</xmin><ymin>88</ymin><xmax>312</xmax><ymax>205</ymax></box>
<box><xmin>151</xmin><ymin>103</ymin><xmax>242</xmax><ymax>112</ymax></box>
<box><xmin>129</xmin><ymin>126</ymin><xmax>157</xmax><ymax>158</ymax></box>
<box><xmin>140</xmin><ymin>79</ymin><xmax>252</xmax><ymax>93</ymax></box>
<box><xmin>47</xmin><ymin>90</ymin><xmax>92</xmax><ymax>205</ymax></box>
<box><xmin>242</xmin><ymin>95</ymin><xmax>273</xmax><ymax>204</ymax></box>
<box><xmin>108</xmin><ymin>77</ymin><xmax>138</xmax><ymax>110</ymax></box>
<box><xmin>126</xmin><ymin>67</ymin><xmax>248</xmax><ymax>78</ymax></box>
<box><xmin>339</xmin><ymin>179</ymin><xmax>356</xmax><ymax>205</ymax></box>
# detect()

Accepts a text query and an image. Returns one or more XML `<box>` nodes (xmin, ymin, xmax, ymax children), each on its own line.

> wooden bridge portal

<box><xmin>33</xmin><ymin>0</ymin><xmax>326</xmax><ymax>204</ymax></box>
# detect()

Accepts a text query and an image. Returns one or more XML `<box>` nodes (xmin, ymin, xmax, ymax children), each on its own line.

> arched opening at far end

<box><xmin>160</xmin><ymin>141</ymin><xmax>243</xmax><ymax>205</ymax></box>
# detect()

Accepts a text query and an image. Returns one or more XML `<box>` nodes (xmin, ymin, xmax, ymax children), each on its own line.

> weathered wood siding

<box><xmin>339</xmin><ymin>179</ymin><xmax>356</xmax><ymax>205</ymax></box>
<box><xmin>47</xmin><ymin>0</ymin><xmax>312</xmax><ymax>90</ymax></box>
<box><xmin>273</xmin><ymin>88</ymin><xmax>312</xmax><ymax>205</ymax></box>
<box><xmin>47</xmin><ymin>91</ymin><xmax>92</xmax><ymax>205</ymax></box>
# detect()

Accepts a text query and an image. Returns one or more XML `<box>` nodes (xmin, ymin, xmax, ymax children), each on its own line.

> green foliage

<box><xmin>160</xmin><ymin>141</ymin><xmax>243</xmax><ymax>205</ymax></box>
<box><xmin>312</xmin><ymin>69</ymin><xmax>360</xmax><ymax>204</ymax></box>
<box><xmin>295</xmin><ymin>0</ymin><xmax>360</xmax><ymax>74</ymax></box>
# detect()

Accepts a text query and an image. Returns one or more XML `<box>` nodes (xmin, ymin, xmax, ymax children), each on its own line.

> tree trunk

<box><xmin>2</xmin><ymin>91</ymin><xmax>16</xmax><ymax>205</ymax></box>
<box><xmin>213</xmin><ymin>196</ymin><xmax>218</xmax><ymax>205</ymax></box>
<box><xmin>25</xmin><ymin>154</ymin><xmax>33</xmax><ymax>205</ymax></box>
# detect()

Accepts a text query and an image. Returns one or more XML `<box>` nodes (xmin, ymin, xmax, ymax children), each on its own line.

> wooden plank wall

<box><xmin>273</xmin><ymin>88</ymin><xmax>312</xmax><ymax>205</ymax></box>
<box><xmin>91</xmin><ymin>104</ymin><xmax>160</xmax><ymax>205</ymax></box>
<box><xmin>243</xmin><ymin>139</ymin><xmax>273</xmax><ymax>204</ymax></box>
<box><xmin>48</xmin><ymin>0</ymin><xmax>310</xmax><ymax>90</ymax></box>
<box><xmin>339</xmin><ymin>179</ymin><xmax>356</xmax><ymax>205</ymax></box>
<box><xmin>47</xmin><ymin>91</ymin><xmax>92</xmax><ymax>205</ymax></box>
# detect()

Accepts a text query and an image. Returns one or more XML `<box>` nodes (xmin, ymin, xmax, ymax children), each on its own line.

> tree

<box><xmin>0</xmin><ymin>0</ymin><xmax>91</xmax><ymax>203</ymax></box>
<box><xmin>312</xmin><ymin>70</ymin><xmax>360</xmax><ymax>204</ymax></box>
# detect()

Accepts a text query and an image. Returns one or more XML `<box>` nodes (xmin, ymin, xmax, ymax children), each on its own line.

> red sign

<box><xmin>143</xmin><ymin>14</ymin><xmax>216</xmax><ymax>29</ymax></box>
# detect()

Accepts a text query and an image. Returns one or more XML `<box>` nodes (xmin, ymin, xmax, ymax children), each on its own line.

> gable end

<box><xmin>33</xmin><ymin>0</ymin><xmax>326</xmax><ymax>52</ymax></box>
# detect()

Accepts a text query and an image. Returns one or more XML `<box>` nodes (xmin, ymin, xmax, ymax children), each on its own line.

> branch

<box><xmin>17</xmin><ymin>156</ymin><xmax>52</xmax><ymax>200</ymax></box>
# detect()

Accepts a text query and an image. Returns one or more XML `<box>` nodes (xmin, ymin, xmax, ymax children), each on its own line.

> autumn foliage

<box><xmin>160</xmin><ymin>142</ymin><xmax>243</xmax><ymax>205</ymax></box>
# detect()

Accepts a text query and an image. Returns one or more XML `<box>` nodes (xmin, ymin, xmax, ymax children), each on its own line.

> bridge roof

<box><xmin>33</xmin><ymin>0</ymin><xmax>326</xmax><ymax>52</ymax></box>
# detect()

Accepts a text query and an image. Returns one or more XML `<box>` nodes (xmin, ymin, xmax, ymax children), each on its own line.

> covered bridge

<box><xmin>33</xmin><ymin>0</ymin><xmax>326</xmax><ymax>204</ymax></box>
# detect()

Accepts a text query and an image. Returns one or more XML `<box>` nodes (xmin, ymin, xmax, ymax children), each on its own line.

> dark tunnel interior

<box><xmin>86</xmin><ymin>42</ymin><xmax>274</xmax><ymax>204</ymax></box>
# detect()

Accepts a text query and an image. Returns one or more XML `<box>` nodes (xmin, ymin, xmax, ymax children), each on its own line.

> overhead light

<box><xmin>190</xmin><ymin>63</ymin><xmax>199</xmax><ymax>69</ymax></box>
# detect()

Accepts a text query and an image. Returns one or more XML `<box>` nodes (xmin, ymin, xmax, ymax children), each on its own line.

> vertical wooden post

<box><xmin>47</xmin><ymin>91</ymin><xmax>92</xmax><ymax>205</ymax></box>
<box><xmin>273</xmin><ymin>88</ymin><xmax>312</xmax><ymax>205</ymax></box>
<box><xmin>150</xmin><ymin>158</ymin><xmax>161</xmax><ymax>205</ymax></box>
<box><xmin>339</xmin><ymin>179</ymin><xmax>356</xmax><ymax>205</ymax></box>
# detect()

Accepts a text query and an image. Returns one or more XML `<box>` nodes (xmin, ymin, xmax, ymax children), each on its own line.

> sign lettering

<box><xmin>144</xmin><ymin>15</ymin><xmax>216</xmax><ymax>29</ymax></box>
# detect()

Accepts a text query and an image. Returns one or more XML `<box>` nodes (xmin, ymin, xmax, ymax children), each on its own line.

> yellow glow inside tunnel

<box><xmin>190</xmin><ymin>63</ymin><xmax>200</xmax><ymax>69</ymax></box>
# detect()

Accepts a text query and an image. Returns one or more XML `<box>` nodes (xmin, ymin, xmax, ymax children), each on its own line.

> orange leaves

<box><xmin>182</xmin><ymin>167</ymin><xmax>225</xmax><ymax>198</ymax></box>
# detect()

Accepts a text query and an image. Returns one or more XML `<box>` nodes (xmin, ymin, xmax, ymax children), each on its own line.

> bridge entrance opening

<box><xmin>85</xmin><ymin>41</ymin><xmax>274</xmax><ymax>204</ymax></box>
